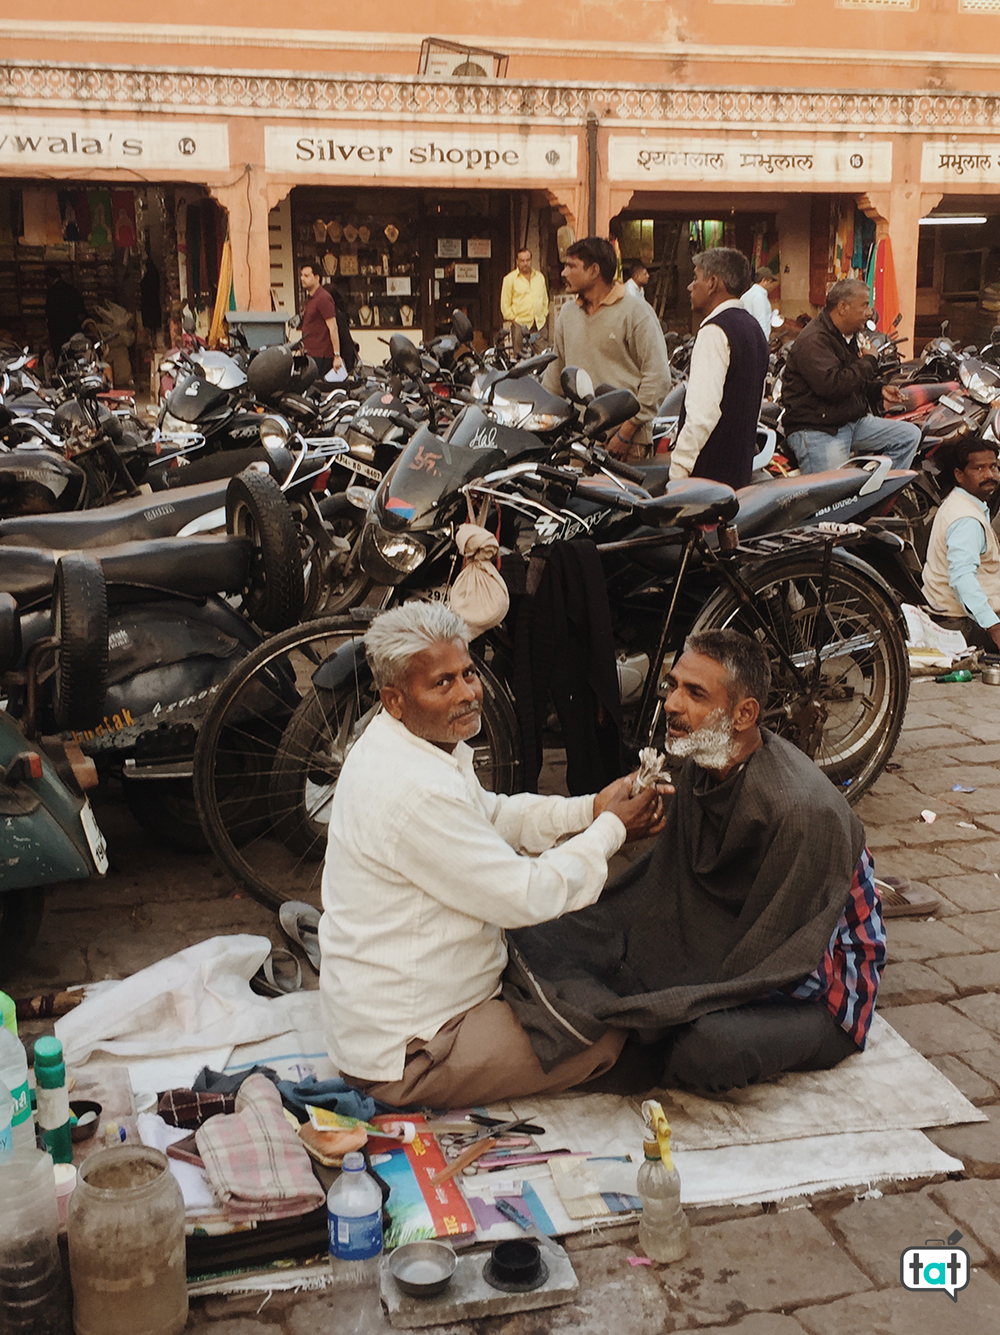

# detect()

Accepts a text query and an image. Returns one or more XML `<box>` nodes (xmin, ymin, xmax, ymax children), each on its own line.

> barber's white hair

<box><xmin>365</xmin><ymin>601</ymin><xmax>471</xmax><ymax>690</ymax></box>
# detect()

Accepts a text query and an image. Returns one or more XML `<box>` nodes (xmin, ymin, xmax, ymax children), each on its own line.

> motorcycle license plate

<box><xmin>79</xmin><ymin>799</ymin><xmax>109</xmax><ymax>875</ymax></box>
<box><xmin>348</xmin><ymin>459</ymin><xmax>383</xmax><ymax>484</ymax></box>
<box><xmin>939</xmin><ymin>393</ymin><xmax>967</xmax><ymax>414</ymax></box>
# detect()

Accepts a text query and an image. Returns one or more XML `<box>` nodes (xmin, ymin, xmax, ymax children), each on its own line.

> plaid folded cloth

<box><xmin>195</xmin><ymin>1074</ymin><xmax>325</xmax><ymax>1221</ymax></box>
<box><xmin>158</xmin><ymin>1089</ymin><xmax>237</xmax><ymax>1129</ymax></box>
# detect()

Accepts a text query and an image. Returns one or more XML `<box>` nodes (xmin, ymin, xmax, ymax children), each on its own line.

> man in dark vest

<box><xmin>669</xmin><ymin>248</ymin><xmax>768</xmax><ymax>490</ymax></box>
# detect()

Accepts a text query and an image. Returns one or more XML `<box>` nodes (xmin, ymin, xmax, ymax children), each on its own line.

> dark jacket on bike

<box><xmin>781</xmin><ymin>308</ymin><xmax>882</xmax><ymax>435</ymax></box>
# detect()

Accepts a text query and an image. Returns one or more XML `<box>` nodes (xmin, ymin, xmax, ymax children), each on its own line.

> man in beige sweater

<box><xmin>543</xmin><ymin>237</ymin><xmax>671</xmax><ymax>462</ymax></box>
<box><xmin>922</xmin><ymin>438</ymin><xmax>1000</xmax><ymax>652</ymax></box>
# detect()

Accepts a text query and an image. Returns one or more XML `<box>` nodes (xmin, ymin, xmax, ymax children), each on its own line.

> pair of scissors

<box><xmin>428</xmin><ymin>1114</ymin><xmax>538</xmax><ymax>1186</ymax></box>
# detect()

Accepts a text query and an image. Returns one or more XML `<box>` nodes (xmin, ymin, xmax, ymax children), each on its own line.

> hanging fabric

<box><xmin>58</xmin><ymin>190</ymin><xmax>81</xmax><ymax>242</ymax></box>
<box><xmin>871</xmin><ymin>236</ymin><xmax>901</xmax><ymax>331</ymax></box>
<box><xmin>112</xmin><ymin>191</ymin><xmax>137</xmax><ymax>249</ymax></box>
<box><xmin>87</xmin><ymin>190</ymin><xmax>112</xmax><ymax>246</ymax></box>
<box><xmin>208</xmin><ymin>232</ymin><xmax>234</xmax><ymax>349</ymax></box>
<box><xmin>834</xmin><ymin>200</ymin><xmax>854</xmax><ymax>282</ymax></box>
<box><xmin>20</xmin><ymin>188</ymin><xmax>64</xmax><ymax>245</ymax></box>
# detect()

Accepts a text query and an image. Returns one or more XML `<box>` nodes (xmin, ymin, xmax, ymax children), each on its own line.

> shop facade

<box><xmin>6</xmin><ymin>56</ymin><xmax>1000</xmax><ymax>366</ymax></box>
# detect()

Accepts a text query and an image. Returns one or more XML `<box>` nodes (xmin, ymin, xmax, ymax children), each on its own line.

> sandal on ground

<box><xmin>250</xmin><ymin>948</ymin><xmax>303</xmax><ymax>996</ymax></box>
<box><xmin>875</xmin><ymin>874</ymin><xmax>941</xmax><ymax>919</ymax></box>
<box><xmin>278</xmin><ymin>900</ymin><xmax>322</xmax><ymax>972</ymax></box>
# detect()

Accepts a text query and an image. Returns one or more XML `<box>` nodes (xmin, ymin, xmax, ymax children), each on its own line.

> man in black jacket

<box><xmin>781</xmin><ymin>279</ymin><xmax>919</xmax><ymax>473</ymax></box>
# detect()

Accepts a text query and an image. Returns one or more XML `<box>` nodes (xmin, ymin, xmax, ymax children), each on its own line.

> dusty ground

<box><xmin>8</xmin><ymin>682</ymin><xmax>1000</xmax><ymax>1332</ymax></box>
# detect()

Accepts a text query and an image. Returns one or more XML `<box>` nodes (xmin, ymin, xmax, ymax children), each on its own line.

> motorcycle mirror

<box><xmin>582</xmin><ymin>388</ymin><xmax>642</xmax><ymax>440</ymax></box>
<box><xmin>345</xmin><ymin>484</ymin><xmax>378</xmax><ymax>511</ymax></box>
<box><xmin>451</xmin><ymin>309</ymin><xmax>474</xmax><ymax>344</ymax></box>
<box><xmin>181</xmin><ymin>307</ymin><xmax>196</xmax><ymax>335</ymax></box>
<box><xmin>389</xmin><ymin>334</ymin><xmax>423</xmax><ymax>377</ymax></box>
<box><xmin>941</xmin><ymin>319</ymin><xmax>950</xmax><ymax>336</ymax></box>
<box><xmin>892</xmin><ymin>312</ymin><xmax>902</xmax><ymax>329</ymax></box>
<box><xmin>992</xmin><ymin>325</ymin><xmax>1000</xmax><ymax>343</ymax></box>
<box><xmin>865</xmin><ymin>316</ymin><xmax>879</xmax><ymax>332</ymax></box>
<box><xmin>560</xmin><ymin>366</ymin><xmax>595</xmax><ymax>404</ymax></box>
<box><xmin>259</xmin><ymin>415</ymin><xmax>292</xmax><ymax>449</ymax></box>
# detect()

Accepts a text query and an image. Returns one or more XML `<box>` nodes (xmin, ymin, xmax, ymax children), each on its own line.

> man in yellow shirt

<box><xmin>500</xmin><ymin>248</ymin><xmax>549</xmax><ymax>357</ymax></box>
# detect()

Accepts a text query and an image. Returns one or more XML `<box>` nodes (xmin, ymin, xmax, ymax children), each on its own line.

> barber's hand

<box><xmin>594</xmin><ymin>774</ymin><xmax>669</xmax><ymax>842</ymax></box>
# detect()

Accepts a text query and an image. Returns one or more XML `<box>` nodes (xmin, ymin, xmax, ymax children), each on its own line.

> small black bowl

<box><xmin>70</xmin><ymin>1101</ymin><xmax>102</xmax><ymax>1143</ymax></box>
<box><xmin>483</xmin><ymin>1239</ymin><xmax>547</xmax><ymax>1293</ymax></box>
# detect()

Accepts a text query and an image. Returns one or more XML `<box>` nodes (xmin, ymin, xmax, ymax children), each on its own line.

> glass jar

<box><xmin>67</xmin><ymin>1146</ymin><xmax>187</xmax><ymax>1335</ymax></box>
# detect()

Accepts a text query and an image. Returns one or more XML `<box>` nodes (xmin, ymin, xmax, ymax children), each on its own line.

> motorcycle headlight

<box><xmin>369</xmin><ymin>523</ymin><xmax>426</xmax><ymax>572</ymax></box>
<box><xmin>259</xmin><ymin>415</ymin><xmax>291</xmax><ymax>450</ymax></box>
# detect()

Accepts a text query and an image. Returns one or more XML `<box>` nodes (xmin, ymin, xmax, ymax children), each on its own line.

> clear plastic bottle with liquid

<box><xmin>326</xmin><ymin>1151</ymin><xmax>383</xmax><ymax>1330</ymax></box>
<box><xmin>0</xmin><ymin>1079</ymin><xmax>13</xmax><ymax>1161</ymax></box>
<box><xmin>637</xmin><ymin>1099</ymin><xmax>691</xmax><ymax>1263</ymax></box>
<box><xmin>0</xmin><ymin>1018</ymin><xmax>36</xmax><ymax>1151</ymax></box>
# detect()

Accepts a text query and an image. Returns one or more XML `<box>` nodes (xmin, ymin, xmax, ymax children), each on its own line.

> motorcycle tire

<box><xmin>0</xmin><ymin>889</ymin><xmax>44</xmax><ymax>975</ymax></box>
<box><xmin>193</xmin><ymin>615</ymin><xmax>522</xmax><ymax>909</ymax></box>
<box><xmin>52</xmin><ymin>553</ymin><xmax>109</xmax><ymax>732</ymax></box>
<box><xmin>307</xmin><ymin>492</ymin><xmax>376</xmax><ymax>617</ymax></box>
<box><xmin>121</xmin><ymin>777</ymin><xmax>209</xmax><ymax>854</ymax></box>
<box><xmin>226</xmin><ymin>468</ymin><xmax>305</xmax><ymax>632</ymax></box>
<box><xmin>690</xmin><ymin>550</ymin><xmax>908</xmax><ymax>803</ymax></box>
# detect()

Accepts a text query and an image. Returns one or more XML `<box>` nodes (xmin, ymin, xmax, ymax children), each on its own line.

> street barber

<box><xmin>318</xmin><ymin>601</ymin><xmax>665</xmax><ymax>1107</ymax></box>
<box><xmin>506</xmin><ymin>629</ymin><xmax>886</xmax><ymax>1094</ymax></box>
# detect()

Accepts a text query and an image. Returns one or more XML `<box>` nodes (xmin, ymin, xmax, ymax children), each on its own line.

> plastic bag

<box><xmin>448</xmin><ymin>523</ymin><xmax>509</xmax><ymax>638</ymax></box>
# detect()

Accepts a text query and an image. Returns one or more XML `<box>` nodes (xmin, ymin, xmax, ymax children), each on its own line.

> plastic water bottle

<box><xmin>0</xmin><ymin>1019</ymin><xmax>35</xmax><ymax>1151</ymax></box>
<box><xmin>327</xmin><ymin>1151</ymin><xmax>383</xmax><ymax>1329</ymax></box>
<box><xmin>637</xmin><ymin>1099</ymin><xmax>691</xmax><ymax>1263</ymax></box>
<box><xmin>0</xmin><ymin>1079</ymin><xmax>13</xmax><ymax>1162</ymax></box>
<box><xmin>0</xmin><ymin>1147</ymin><xmax>72</xmax><ymax>1335</ymax></box>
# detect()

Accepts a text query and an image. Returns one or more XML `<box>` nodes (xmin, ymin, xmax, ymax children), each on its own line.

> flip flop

<box><xmin>875</xmin><ymin>875</ymin><xmax>941</xmax><ymax>919</ymax></box>
<box><xmin>250</xmin><ymin>948</ymin><xmax>302</xmax><ymax>996</ymax></box>
<box><xmin>278</xmin><ymin>900</ymin><xmax>322</xmax><ymax>972</ymax></box>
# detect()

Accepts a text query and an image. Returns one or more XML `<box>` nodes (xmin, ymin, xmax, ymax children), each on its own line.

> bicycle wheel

<box><xmin>193</xmin><ymin>614</ymin><xmax>522</xmax><ymax>908</ymax></box>
<box><xmin>690</xmin><ymin>550</ymin><xmax>908</xmax><ymax>802</ymax></box>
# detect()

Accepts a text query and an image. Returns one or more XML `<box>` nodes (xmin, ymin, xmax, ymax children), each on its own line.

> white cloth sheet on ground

<box><xmin>55</xmin><ymin>935</ymin><xmax>333</xmax><ymax>1092</ymax></box>
<box><xmin>57</xmin><ymin>938</ymin><xmax>977</xmax><ymax>1216</ymax></box>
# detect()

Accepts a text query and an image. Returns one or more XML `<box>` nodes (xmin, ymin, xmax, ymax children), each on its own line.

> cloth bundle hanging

<box><xmin>512</xmin><ymin>539</ymin><xmax>623</xmax><ymax>795</ymax></box>
<box><xmin>448</xmin><ymin>522</ymin><xmax>510</xmax><ymax>638</ymax></box>
<box><xmin>195</xmin><ymin>1074</ymin><xmax>325</xmax><ymax>1221</ymax></box>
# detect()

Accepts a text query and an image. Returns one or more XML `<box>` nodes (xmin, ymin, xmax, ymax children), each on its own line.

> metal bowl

<box><xmin>388</xmin><ymin>1240</ymin><xmax>457</xmax><ymax>1298</ymax></box>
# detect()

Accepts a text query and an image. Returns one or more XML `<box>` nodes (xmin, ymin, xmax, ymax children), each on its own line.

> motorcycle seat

<box><xmin>583</xmin><ymin>477</ymin><xmax>739</xmax><ymax>527</ymax></box>
<box><xmin>0</xmin><ymin>478</ymin><xmax>230</xmax><ymax>551</ymax></box>
<box><xmin>0</xmin><ymin>535</ymin><xmax>251</xmax><ymax>607</ymax></box>
<box><xmin>630</xmin><ymin>461</ymin><xmax>673</xmax><ymax>496</ymax></box>
<box><xmin>734</xmin><ymin>471</ymin><xmax>878</xmax><ymax>539</ymax></box>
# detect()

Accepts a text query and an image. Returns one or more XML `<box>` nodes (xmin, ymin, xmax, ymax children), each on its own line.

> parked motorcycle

<box><xmin>0</xmin><ymin>591</ymin><xmax>109</xmax><ymax>970</ymax></box>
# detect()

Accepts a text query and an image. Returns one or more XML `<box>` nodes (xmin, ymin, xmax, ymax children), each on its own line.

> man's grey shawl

<box><xmin>503</xmin><ymin>729</ymin><xmax>866</xmax><ymax>1070</ymax></box>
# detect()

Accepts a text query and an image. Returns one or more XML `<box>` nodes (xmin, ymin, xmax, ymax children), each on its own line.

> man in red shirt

<box><xmin>299</xmin><ymin>262</ymin><xmax>343</xmax><ymax>378</ymax></box>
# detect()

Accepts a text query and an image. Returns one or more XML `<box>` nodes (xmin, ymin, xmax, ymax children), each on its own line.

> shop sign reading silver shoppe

<box><xmin>265</xmin><ymin>128</ymin><xmax>578</xmax><ymax>179</ymax></box>
<box><xmin>608</xmin><ymin>135</ymin><xmax>893</xmax><ymax>185</ymax></box>
<box><xmin>0</xmin><ymin>118</ymin><xmax>230</xmax><ymax>171</ymax></box>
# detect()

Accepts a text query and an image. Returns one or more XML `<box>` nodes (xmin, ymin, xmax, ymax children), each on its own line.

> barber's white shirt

<box><xmin>319</xmin><ymin>712</ymin><xmax>626</xmax><ymax>1081</ymax></box>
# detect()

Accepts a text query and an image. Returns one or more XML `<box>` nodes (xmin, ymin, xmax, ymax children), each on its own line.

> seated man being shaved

<box><xmin>506</xmin><ymin>629</ymin><xmax>886</xmax><ymax>1094</ymax></box>
<box><xmin>318</xmin><ymin>601</ymin><xmax>665</xmax><ymax>1108</ymax></box>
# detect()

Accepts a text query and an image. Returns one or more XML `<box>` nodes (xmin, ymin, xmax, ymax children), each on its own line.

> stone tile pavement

<box><xmin>8</xmin><ymin>681</ymin><xmax>1000</xmax><ymax>1331</ymax></box>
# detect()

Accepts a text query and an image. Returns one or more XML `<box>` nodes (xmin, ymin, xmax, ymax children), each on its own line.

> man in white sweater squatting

<box><xmin>319</xmin><ymin>601</ymin><xmax>666</xmax><ymax>1108</ymax></box>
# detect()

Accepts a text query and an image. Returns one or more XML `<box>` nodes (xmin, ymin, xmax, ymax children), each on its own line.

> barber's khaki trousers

<box><xmin>344</xmin><ymin>998</ymin><xmax>626</xmax><ymax>1109</ymax></box>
